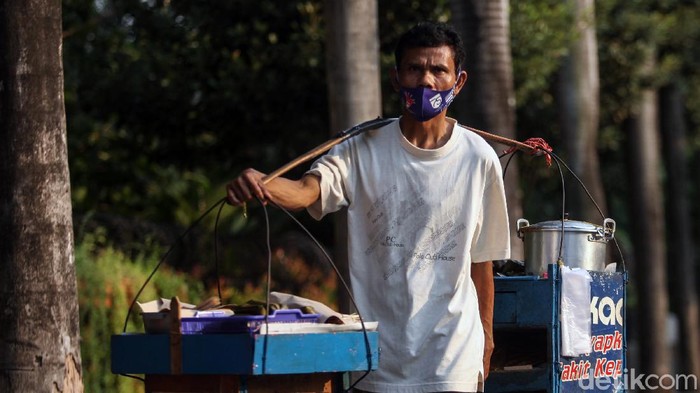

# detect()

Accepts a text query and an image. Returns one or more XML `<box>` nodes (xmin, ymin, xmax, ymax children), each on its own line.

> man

<box><xmin>226</xmin><ymin>21</ymin><xmax>510</xmax><ymax>393</ymax></box>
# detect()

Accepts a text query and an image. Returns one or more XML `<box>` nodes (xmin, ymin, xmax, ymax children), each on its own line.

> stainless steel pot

<box><xmin>516</xmin><ymin>218</ymin><xmax>616</xmax><ymax>275</ymax></box>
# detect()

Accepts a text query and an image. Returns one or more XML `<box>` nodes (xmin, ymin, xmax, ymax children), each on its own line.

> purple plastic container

<box><xmin>180</xmin><ymin>309</ymin><xmax>320</xmax><ymax>334</ymax></box>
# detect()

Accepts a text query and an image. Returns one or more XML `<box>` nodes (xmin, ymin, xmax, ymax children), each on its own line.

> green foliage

<box><xmin>598</xmin><ymin>0</ymin><xmax>700</xmax><ymax>117</ymax></box>
<box><xmin>76</xmin><ymin>234</ymin><xmax>205</xmax><ymax>393</ymax></box>
<box><xmin>63</xmin><ymin>0</ymin><xmax>329</xmax><ymax>224</ymax></box>
<box><xmin>62</xmin><ymin>0</ymin><xmax>458</xmax><ymax>227</ymax></box>
<box><xmin>511</xmin><ymin>1</ymin><xmax>575</xmax><ymax>108</ymax></box>
<box><xmin>596</xmin><ymin>0</ymin><xmax>700</xmax><ymax>231</ymax></box>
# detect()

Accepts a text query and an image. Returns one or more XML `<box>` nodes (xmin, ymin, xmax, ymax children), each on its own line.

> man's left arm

<box><xmin>472</xmin><ymin>260</ymin><xmax>494</xmax><ymax>380</ymax></box>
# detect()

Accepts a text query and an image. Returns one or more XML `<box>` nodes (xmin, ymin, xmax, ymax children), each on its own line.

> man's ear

<box><xmin>454</xmin><ymin>69</ymin><xmax>468</xmax><ymax>96</ymax></box>
<box><xmin>390</xmin><ymin>67</ymin><xmax>400</xmax><ymax>92</ymax></box>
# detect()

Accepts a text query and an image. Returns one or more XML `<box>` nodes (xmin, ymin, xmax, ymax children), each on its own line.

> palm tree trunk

<box><xmin>626</xmin><ymin>45</ymin><xmax>672</xmax><ymax>384</ymax></box>
<box><xmin>0</xmin><ymin>0</ymin><xmax>83</xmax><ymax>391</ymax></box>
<box><xmin>324</xmin><ymin>0</ymin><xmax>381</xmax><ymax>312</ymax></box>
<box><xmin>660</xmin><ymin>81</ymin><xmax>700</xmax><ymax>377</ymax></box>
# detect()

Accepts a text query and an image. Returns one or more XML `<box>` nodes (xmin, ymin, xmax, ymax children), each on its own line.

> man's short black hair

<box><xmin>394</xmin><ymin>21</ymin><xmax>466</xmax><ymax>74</ymax></box>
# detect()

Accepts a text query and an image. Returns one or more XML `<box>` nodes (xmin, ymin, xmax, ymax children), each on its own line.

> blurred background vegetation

<box><xmin>61</xmin><ymin>0</ymin><xmax>700</xmax><ymax>391</ymax></box>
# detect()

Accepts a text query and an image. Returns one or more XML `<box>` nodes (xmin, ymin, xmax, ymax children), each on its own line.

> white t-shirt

<box><xmin>307</xmin><ymin>118</ymin><xmax>510</xmax><ymax>393</ymax></box>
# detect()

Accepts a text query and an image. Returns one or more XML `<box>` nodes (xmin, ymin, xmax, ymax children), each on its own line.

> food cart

<box><xmin>111</xmin><ymin>305</ymin><xmax>379</xmax><ymax>393</ymax></box>
<box><xmin>487</xmin><ymin>264</ymin><xmax>627</xmax><ymax>393</ymax></box>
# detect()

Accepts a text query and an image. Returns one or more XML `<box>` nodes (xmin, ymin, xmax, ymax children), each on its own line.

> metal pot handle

<box><xmin>603</xmin><ymin>218</ymin><xmax>616</xmax><ymax>240</ymax></box>
<box><xmin>516</xmin><ymin>218</ymin><xmax>529</xmax><ymax>240</ymax></box>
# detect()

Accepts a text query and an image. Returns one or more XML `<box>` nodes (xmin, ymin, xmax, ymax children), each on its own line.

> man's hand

<box><xmin>471</xmin><ymin>260</ymin><xmax>495</xmax><ymax>380</ymax></box>
<box><xmin>226</xmin><ymin>168</ymin><xmax>271</xmax><ymax>206</ymax></box>
<box><xmin>226</xmin><ymin>171</ymin><xmax>322</xmax><ymax>212</ymax></box>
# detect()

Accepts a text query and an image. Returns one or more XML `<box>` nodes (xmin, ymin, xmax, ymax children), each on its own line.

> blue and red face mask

<box><xmin>399</xmin><ymin>75</ymin><xmax>459</xmax><ymax>122</ymax></box>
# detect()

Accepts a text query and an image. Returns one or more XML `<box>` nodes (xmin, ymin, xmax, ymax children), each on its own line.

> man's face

<box><xmin>392</xmin><ymin>45</ymin><xmax>466</xmax><ymax>93</ymax></box>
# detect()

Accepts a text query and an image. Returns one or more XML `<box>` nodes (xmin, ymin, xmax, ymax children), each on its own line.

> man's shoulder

<box><xmin>452</xmin><ymin>123</ymin><xmax>498</xmax><ymax>155</ymax></box>
<box><xmin>351</xmin><ymin>117</ymin><xmax>399</xmax><ymax>146</ymax></box>
<box><xmin>453</xmin><ymin>122</ymin><xmax>484</xmax><ymax>141</ymax></box>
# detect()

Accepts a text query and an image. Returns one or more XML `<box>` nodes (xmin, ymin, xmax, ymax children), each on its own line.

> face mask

<box><xmin>399</xmin><ymin>83</ymin><xmax>457</xmax><ymax>122</ymax></box>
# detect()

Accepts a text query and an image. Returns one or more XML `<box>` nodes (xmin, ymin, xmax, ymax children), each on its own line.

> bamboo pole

<box><xmin>262</xmin><ymin>117</ymin><xmax>394</xmax><ymax>184</ymax></box>
<box><xmin>261</xmin><ymin>118</ymin><xmax>537</xmax><ymax>184</ymax></box>
<box><xmin>461</xmin><ymin>124</ymin><xmax>538</xmax><ymax>153</ymax></box>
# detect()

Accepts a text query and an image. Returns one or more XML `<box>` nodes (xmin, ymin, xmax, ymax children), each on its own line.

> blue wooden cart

<box><xmin>486</xmin><ymin>264</ymin><xmax>627</xmax><ymax>393</ymax></box>
<box><xmin>111</xmin><ymin>328</ymin><xmax>379</xmax><ymax>392</ymax></box>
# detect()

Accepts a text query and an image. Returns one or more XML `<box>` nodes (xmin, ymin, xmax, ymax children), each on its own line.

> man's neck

<box><xmin>399</xmin><ymin>114</ymin><xmax>453</xmax><ymax>149</ymax></box>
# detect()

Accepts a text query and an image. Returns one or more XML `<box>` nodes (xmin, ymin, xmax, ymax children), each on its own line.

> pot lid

<box><xmin>519</xmin><ymin>219</ymin><xmax>601</xmax><ymax>233</ymax></box>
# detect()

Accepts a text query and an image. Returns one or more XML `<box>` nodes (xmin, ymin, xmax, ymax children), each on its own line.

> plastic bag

<box><xmin>560</xmin><ymin>266</ymin><xmax>593</xmax><ymax>356</ymax></box>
